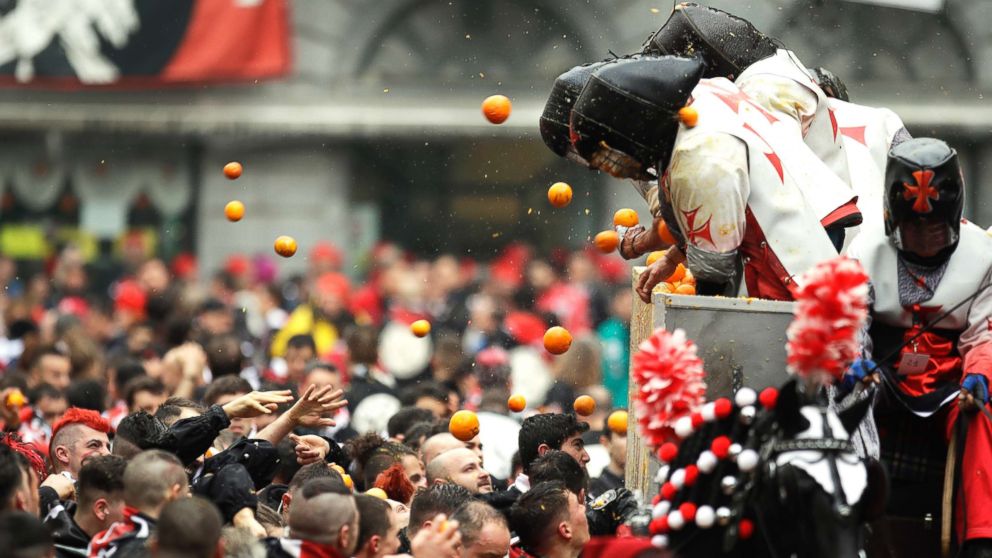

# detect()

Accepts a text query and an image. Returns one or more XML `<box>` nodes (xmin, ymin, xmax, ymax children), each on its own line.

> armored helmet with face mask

<box><xmin>644</xmin><ymin>3</ymin><xmax>778</xmax><ymax>80</ymax></box>
<box><xmin>569</xmin><ymin>55</ymin><xmax>705</xmax><ymax>178</ymax></box>
<box><xmin>884</xmin><ymin>137</ymin><xmax>964</xmax><ymax>266</ymax></box>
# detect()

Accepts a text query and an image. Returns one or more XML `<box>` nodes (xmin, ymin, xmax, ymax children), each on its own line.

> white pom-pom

<box><xmin>651</xmin><ymin>535</ymin><xmax>669</xmax><ymax>549</ymax></box>
<box><xmin>697</xmin><ymin>450</ymin><xmax>717</xmax><ymax>473</ymax></box>
<box><xmin>737</xmin><ymin>449</ymin><xmax>760</xmax><ymax>472</ymax></box>
<box><xmin>700</xmin><ymin>402</ymin><xmax>717</xmax><ymax>422</ymax></box>
<box><xmin>734</xmin><ymin>387</ymin><xmax>757</xmax><ymax>407</ymax></box>
<box><xmin>654</xmin><ymin>465</ymin><xmax>670</xmax><ymax>484</ymax></box>
<box><xmin>652</xmin><ymin>500</ymin><xmax>671</xmax><ymax>519</ymax></box>
<box><xmin>670</xmin><ymin>468</ymin><xmax>686</xmax><ymax>489</ymax></box>
<box><xmin>695</xmin><ymin>505</ymin><xmax>716</xmax><ymax>528</ymax></box>
<box><xmin>674</xmin><ymin>416</ymin><xmax>694</xmax><ymax>438</ymax></box>
<box><xmin>668</xmin><ymin>510</ymin><xmax>685</xmax><ymax>530</ymax></box>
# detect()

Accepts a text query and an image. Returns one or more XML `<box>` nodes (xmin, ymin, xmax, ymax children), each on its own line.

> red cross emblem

<box><xmin>706</xmin><ymin>82</ymin><xmax>779</xmax><ymax>125</ymax></box>
<box><xmin>902</xmin><ymin>169</ymin><xmax>938</xmax><ymax>214</ymax></box>
<box><xmin>839</xmin><ymin>126</ymin><xmax>867</xmax><ymax>146</ymax></box>
<box><xmin>682</xmin><ymin>207</ymin><xmax>714</xmax><ymax>247</ymax></box>
<box><xmin>742</xmin><ymin>123</ymin><xmax>784</xmax><ymax>183</ymax></box>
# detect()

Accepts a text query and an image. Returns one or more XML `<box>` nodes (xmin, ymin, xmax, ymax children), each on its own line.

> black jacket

<box><xmin>40</xmin><ymin>487</ymin><xmax>90</xmax><ymax>558</ymax></box>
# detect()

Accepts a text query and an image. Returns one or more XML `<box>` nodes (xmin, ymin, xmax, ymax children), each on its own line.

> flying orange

<box><xmin>274</xmin><ymin>235</ymin><xmax>298</xmax><ymax>258</ymax></box>
<box><xmin>613</xmin><ymin>208</ymin><xmax>639</xmax><ymax>227</ymax></box>
<box><xmin>224</xmin><ymin>201</ymin><xmax>245</xmax><ymax>222</ymax></box>
<box><xmin>507</xmin><ymin>394</ymin><xmax>526</xmax><ymax>413</ymax></box>
<box><xmin>223</xmin><ymin>162</ymin><xmax>243</xmax><ymax>179</ymax></box>
<box><xmin>547</xmin><ymin>182</ymin><xmax>573</xmax><ymax>208</ymax></box>
<box><xmin>573</xmin><ymin>395</ymin><xmax>596</xmax><ymax>416</ymax></box>
<box><xmin>594</xmin><ymin>231</ymin><xmax>619</xmax><ymax>253</ymax></box>
<box><xmin>543</xmin><ymin>326</ymin><xmax>572</xmax><ymax>355</ymax></box>
<box><xmin>607</xmin><ymin>410</ymin><xmax>628</xmax><ymax>435</ymax></box>
<box><xmin>449</xmin><ymin>410</ymin><xmax>481</xmax><ymax>441</ymax></box>
<box><xmin>482</xmin><ymin>95</ymin><xmax>512</xmax><ymax>124</ymax></box>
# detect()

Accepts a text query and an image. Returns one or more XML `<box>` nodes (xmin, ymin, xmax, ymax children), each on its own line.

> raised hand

<box><xmin>288</xmin><ymin>433</ymin><xmax>330</xmax><ymax>465</ymax></box>
<box><xmin>221</xmin><ymin>390</ymin><xmax>294</xmax><ymax>419</ymax></box>
<box><xmin>287</xmin><ymin>384</ymin><xmax>347</xmax><ymax>428</ymax></box>
<box><xmin>410</xmin><ymin>514</ymin><xmax>461</xmax><ymax>558</ymax></box>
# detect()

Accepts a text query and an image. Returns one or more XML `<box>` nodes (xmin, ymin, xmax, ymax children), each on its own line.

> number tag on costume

<box><xmin>897</xmin><ymin>352</ymin><xmax>930</xmax><ymax>375</ymax></box>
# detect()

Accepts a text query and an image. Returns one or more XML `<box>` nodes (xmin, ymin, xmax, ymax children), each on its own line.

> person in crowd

<box><xmin>451</xmin><ymin>500</ymin><xmax>511</xmax><ymax>558</ymax></box>
<box><xmin>421</xmin><ymin>432</ymin><xmax>466</xmax><ymax>469</ymax></box>
<box><xmin>87</xmin><ymin>450</ymin><xmax>189</xmax><ymax>557</ymax></box>
<box><xmin>590</xmin><ymin>426</ymin><xmax>626</xmax><ymax>498</ymax></box>
<box><xmin>510</xmin><ymin>481</ymin><xmax>590</xmax><ymax>558</ymax></box>
<box><xmin>407</xmin><ymin>484</ymin><xmax>472</xmax><ymax>539</ymax></box>
<box><xmin>148</xmin><ymin>497</ymin><xmax>224</xmax><ymax>558</ymax></box>
<box><xmin>354</xmin><ymin>494</ymin><xmax>402</xmax><ymax>558</ymax></box>
<box><xmin>386</xmin><ymin>407</ymin><xmax>435</xmax><ymax>444</ymax></box>
<box><xmin>124</xmin><ymin>377</ymin><xmax>168</xmax><ymax>416</ymax></box>
<box><xmin>27</xmin><ymin>346</ymin><xmax>72</xmax><ymax>392</ymax></box>
<box><xmin>0</xmin><ymin>443</ymin><xmax>40</xmax><ymax>515</ymax></box>
<box><xmin>0</xmin><ymin>511</ymin><xmax>54</xmax><ymax>558</ymax></box>
<box><xmin>264</xmin><ymin>493</ymin><xmax>359</xmax><ymax>558</ymax></box>
<box><xmin>43</xmin><ymin>455</ymin><xmax>127</xmax><ymax>558</ymax></box>
<box><xmin>278</xmin><ymin>462</ymin><xmax>346</xmax><ymax>526</ymax></box>
<box><xmin>426</xmin><ymin>447</ymin><xmax>493</xmax><ymax>494</ymax></box>
<box><xmin>514</xmin><ymin>413</ymin><xmax>590</xmax><ymax>496</ymax></box>
<box><xmin>49</xmin><ymin>408</ymin><xmax>112</xmax><ymax>480</ymax></box>
<box><xmin>203</xmin><ymin>376</ymin><xmax>253</xmax><ymax>439</ymax></box>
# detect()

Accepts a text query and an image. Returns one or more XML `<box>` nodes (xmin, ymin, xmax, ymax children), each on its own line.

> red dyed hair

<box><xmin>0</xmin><ymin>433</ymin><xmax>48</xmax><ymax>481</ymax></box>
<box><xmin>374</xmin><ymin>463</ymin><xmax>415</xmax><ymax>505</ymax></box>
<box><xmin>51</xmin><ymin>407</ymin><xmax>112</xmax><ymax>445</ymax></box>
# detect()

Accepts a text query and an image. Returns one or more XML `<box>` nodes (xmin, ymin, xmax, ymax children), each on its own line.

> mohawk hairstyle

<box><xmin>51</xmin><ymin>407</ymin><xmax>112</xmax><ymax>442</ymax></box>
<box><xmin>0</xmin><ymin>432</ymin><xmax>47</xmax><ymax>481</ymax></box>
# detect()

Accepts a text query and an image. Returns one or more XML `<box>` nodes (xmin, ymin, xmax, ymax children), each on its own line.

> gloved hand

<box><xmin>586</xmin><ymin>488</ymin><xmax>640</xmax><ymax>535</ymax></box>
<box><xmin>840</xmin><ymin>358</ymin><xmax>876</xmax><ymax>393</ymax></box>
<box><xmin>961</xmin><ymin>374</ymin><xmax>989</xmax><ymax>407</ymax></box>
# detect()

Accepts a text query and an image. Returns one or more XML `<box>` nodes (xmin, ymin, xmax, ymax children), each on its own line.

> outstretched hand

<box><xmin>287</xmin><ymin>384</ymin><xmax>347</xmax><ymax>428</ymax></box>
<box><xmin>221</xmin><ymin>390</ymin><xmax>294</xmax><ymax>419</ymax></box>
<box><xmin>636</xmin><ymin>245</ymin><xmax>684</xmax><ymax>303</ymax></box>
<box><xmin>288</xmin><ymin>433</ymin><xmax>331</xmax><ymax>465</ymax></box>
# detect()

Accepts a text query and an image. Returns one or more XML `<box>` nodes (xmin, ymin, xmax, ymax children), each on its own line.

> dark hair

<box><xmin>286</xmin><ymin>334</ymin><xmax>317</xmax><ymax>354</ymax></box>
<box><xmin>31</xmin><ymin>345</ymin><xmax>68</xmax><ymax>369</ymax></box>
<box><xmin>288</xmin><ymin>463</ymin><xmax>335</xmax><ymax>493</ymax></box>
<box><xmin>155</xmin><ymin>397</ymin><xmax>207</xmax><ymax>427</ymax></box>
<box><xmin>124</xmin><ymin>376</ymin><xmax>166</xmax><ymax>409</ymax></box>
<box><xmin>518</xmin><ymin>413</ymin><xmax>589</xmax><ymax>474</ymax></box>
<box><xmin>0</xmin><ymin>511</ymin><xmax>52</xmax><ymax>558</ymax></box>
<box><xmin>115</xmin><ymin>412</ymin><xmax>168</xmax><ymax>453</ymax></box>
<box><xmin>387</xmin><ymin>407</ymin><xmax>435</xmax><ymax>439</ymax></box>
<box><xmin>299</xmin><ymin>476</ymin><xmax>349</xmax><ymax>499</ymax></box>
<box><xmin>408</xmin><ymin>484</ymin><xmax>472</xmax><ymax>537</ymax></box>
<box><xmin>203</xmin><ymin>375</ymin><xmax>251</xmax><ymax>407</ymax></box>
<box><xmin>529</xmin><ymin>450</ymin><xmax>588</xmax><ymax>496</ymax></box>
<box><xmin>112</xmin><ymin>360</ymin><xmax>147</xmax><ymax>395</ymax></box>
<box><xmin>65</xmin><ymin>380</ymin><xmax>105</xmax><ymax>412</ymax></box>
<box><xmin>304</xmin><ymin>360</ymin><xmax>338</xmax><ymax>376</ymax></box>
<box><xmin>355</xmin><ymin>494</ymin><xmax>392</xmax><ymax>550</ymax></box>
<box><xmin>156</xmin><ymin>497</ymin><xmax>223</xmax><ymax>558</ymax></box>
<box><xmin>400</xmin><ymin>383</ymin><xmax>448</xmax><ymax>407</ymax></box>
<box><xmin>204</xmin><ymin>335</ymin><xmax>243</xmax><ymax>378</ymax></box>
<box><xmin>510</xmin><ymin>481</ymin><xmax>571</xmax><ymax>554</ymax></box>
<box><xmin>0</xmin><ymin>445</ymin><xmax>29</xmax><ymax>512</ymax></box>
<box><xmin>77</xmin><ymin>455</ymin><xmax>127</xmax><ymax>508</ymax></box>
<box><xmin>273</xmin><ymin>438</ymin><xmax>303</xmax><ymax>485</ymax></box>
<box><xmin>345</xmin><ymin>325</ymin><xmax>378</xmax><ymax>364</ymax></box>
<box><xmin>402</xmin><ymin>422</ymin><xmax>434</xmax><ymax>453</ymax></box>
<box><xmin>451</xmin><ymin>500</ymin><xmax>507</xmax><ymax>549</ymax></box>
<box><xmin>28</xmin><ymin>383</ymin><xmax>63</xmax><ymax>403</ymax></box>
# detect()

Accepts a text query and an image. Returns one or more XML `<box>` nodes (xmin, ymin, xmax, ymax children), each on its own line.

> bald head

<box><xmin>427</xmin><ymin>448</ymin><xmax>493</xmax><ymax>494</ymax></box>
<box><xmin>421</xmin><ymin>433</ymin><xmax>463</xmax><ymax>467</ymax></box>
<box><xmin>289</xmin><ymin>493</ymin><xmax>359</xmax><ymax>554</ymax></box>
<box><xmin>123</xmin><ymin>450</ymin><xmax>188</xmax><ymax>518</ymax></box>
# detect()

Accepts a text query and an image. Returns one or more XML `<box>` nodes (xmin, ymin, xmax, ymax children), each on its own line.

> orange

<box><xmin>656</xmin><ymin>282</ymin><xmax>675</xmax><ymax>294</ymax></box>
<box><xmin>366</xmin><ymin>488</ymin><xmax>388</xmax><ymax>500</ymax></box>
<box><xmin>5</xmin><ymin>389</ymin><xmax>25</xmax><ymax>408</ymax></box>
<box><xmin>666</xmin><ymin>263</ymin><xmax>687</xmax><ymax>283</ymax></box>
<box><xmin>449</xmin><ymin>410</ymin><xmax>481</xmax><ymax>441</ymax></box>
<box><xmin>678</xmin><ymin>106</ymin><xmax>699</xmax><ymax>127</ymax></box>
<box><xmin>646</xmin><ymin>250</ymin><xmax>666</xmax><ymax>266</ymax></box>
<box><xmin>507</xmin><ymin>394</ymin><xmax>526</xmax><ymax>413</ymax></box>
<box><xmin>224</xmin><ymin>200</ymin><xmax>245</xmax><ymax>222</ymax></box>
<box><xmin>573</xmin><ymin>395</ymin><xmax>596</xmax><ymax>416</ymax></box>
<box><xmin>410</xmin><ymin>319</ymin><xmax>431</xmax><ymax>337</ymax></box>
<box><xmin>547</xmin><ymin>182</ymin><xmax>573</xmax><ymax>208</ymax></box>
<box><xmin>341</xmin><ymin>473</ymin><xmax>354</xmax><ymax>490</ymax></box>
<box><xmin>543</xmin><ymin>326</ymin><xmax>572</xmax><ymax>355</ymax></box>
<box><xmin>594</xmin><ymin>230</ymin><xmax>619</xmax><ymax>253</ymax></box>
<box><xmin>675</xmin><ymin>283</ymin><xmax>696</xmax><ymax>295</ymax></box>
<box><xmin>657</xmin><ymin>221</ymin><xmax>677</xmax><ymax>245</ymax></box>
<box><xmin>682</xmin><ymin>270</ymin><xmax>696</xmax><ymax>286</ymax></box>
<box><xmin>613</xmin><ymin>208</ymin><xmax>639</xmax><ymax>227</ymax></box>
<box><xmin>223</xmin><ymin>162</ymin><xmax>243</xmax><ymax>179</ymax></box>
<box><xmin>330</xmin><ymin>463</ymin><xmax>346</xmax><ymax>475</ymax></box>
<box><xmin>607</xmin><ymin>410</ymin><xmax>628</xmax><ymax>435</ymax></box>
<box><xmin>274</xmin><ymin>235</ymin><xmax>298</xmax><ymax>258</ymax></box>
<box><xmin>482</xmin><ymin>95</ymin><xmax>512</xmax><ymax>124</ymax></box>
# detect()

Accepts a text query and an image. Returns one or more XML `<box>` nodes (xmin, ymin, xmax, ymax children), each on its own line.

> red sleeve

<box><xmin>963</xmin><ymin>342</ymin><xmax>992</xmax><ymax>383</ymax></box>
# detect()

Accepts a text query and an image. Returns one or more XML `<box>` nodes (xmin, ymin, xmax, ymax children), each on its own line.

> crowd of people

<box><xmin>0</xmin><ymin>233</ymin><xmax>645</xmax><ymax>558</ymax></box>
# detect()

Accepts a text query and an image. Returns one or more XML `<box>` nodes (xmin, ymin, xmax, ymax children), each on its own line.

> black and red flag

<box><xmin>0</xmin><ymin>0</ymin><xmax>290</xmax><ymax>87</ymax></box>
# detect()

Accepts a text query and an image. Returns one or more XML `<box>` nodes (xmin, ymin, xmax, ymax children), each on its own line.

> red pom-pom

<box><xmin>759</xmin><ymin>387</ymin><xmax>779</xmax><ymax>409</ymax></box>
<box><xmin>658</xmin><ymin>442</ymin><xmax>679</xmax><ymax>463</ymax></box>
<box><xmin>738</xmin><ymin>519</ymin><xmax>754</xmax><ymax>540</ymax></box>
<box><xmin>633</xmin><ymin>328</ymin><xmax>707</xmax><ymax>450</ymax></box>
<box><xmin>650</xmin><ymin>516</ymin><xmax>670</xmax><ymax>535</ymax></box>
<box><xmin>714</xmin><ymin>398</ymin><xmax>733</xmax><ymax>419</ymax></box>
<box><xmin>652</xmin><ymin>493</ymin><xmax>662</xmax><ymax>505</ymax></box>
<box><xmin>679</xmin><ymin>502</ymin><xmax>698</xmax><ymax>523</ymax></box>
<box><xmin>786</xmin><ymin>258</ymin><xmax>869</xmax><ymax>384</ymax></box>
<box><xmin>661</xmin><ymin>482</ymin><xmax>677</xmax><ymax>500</ymax></box>
<box><xmin>683</xmin><ymin>465</ymin><xmax>699</xmax><ymax>487</ymax></box>
<box><xmin>690</xmin><ymin>412</ymin><xmax>704</xmax><ymax>428</ymax></box>
<box><xmin>711</xmin><ymin>436</ymin><xmax>732</xmax><ymax>459</ymax></box>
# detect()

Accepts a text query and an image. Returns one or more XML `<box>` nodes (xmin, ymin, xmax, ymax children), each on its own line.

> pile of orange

<box><xmin>656</xmin><ymin>263</ymin><xmax>696</xmax><ymax>295</ymax></box>
<box><xmin>657</xmin><ymin>221</ymin><xmax>677</xmax><ymax>245</ymax></box>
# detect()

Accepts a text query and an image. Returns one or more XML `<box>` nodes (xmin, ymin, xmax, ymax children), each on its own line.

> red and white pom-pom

<box><xmin>633</xmin><ymin>328</ymin><xmax>707</xmax><ymax>449</ymax></box>
<box><xmin>786</xmin><ymin>257</ymin><xmax>869</xmax><ymax>384</ymax></box>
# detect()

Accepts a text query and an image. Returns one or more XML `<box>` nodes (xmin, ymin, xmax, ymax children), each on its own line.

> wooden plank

<box><xmin>626</xmin><ymin>267</ymin><xmax>656</xmax><ymax>498</ymax></box>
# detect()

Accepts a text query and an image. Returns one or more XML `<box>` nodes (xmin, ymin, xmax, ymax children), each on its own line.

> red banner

<box><xmin>0</xmin><ymin>0</ymin><xmax>290</xmax><ymax>88</ymax></box>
